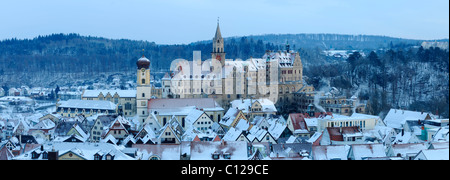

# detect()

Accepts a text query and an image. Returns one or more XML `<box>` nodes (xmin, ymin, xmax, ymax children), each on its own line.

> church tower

<box><xmin>136</xmin><ymin>52</ymin><xmax>151</xmax><ymax>124</ymax></box>
<box><xmin>212</xmin><ymin>19</ymin><xmax>226</xmax><ymax>67</ymax></box>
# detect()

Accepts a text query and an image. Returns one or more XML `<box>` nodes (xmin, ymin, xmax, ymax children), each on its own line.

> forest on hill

<box><xmin>0</xmin><ymin>33</ymin><xmax>448</xmax><ymax>117</ymax></box>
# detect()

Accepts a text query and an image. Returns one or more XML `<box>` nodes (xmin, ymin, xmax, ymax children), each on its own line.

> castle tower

<box><xmin>293</xmin><ymin>52</ymin><xmax>303</xmax><ymax>82</ymax></box>
<box><xmin>212</xmin><ymin>19</ymin><xmax>226</xmax><ymax>67</ymax></box>
<box><xmin>136</xmin><ymin>53</ymin><xmax>151</xmax><ymax>124</ymax></box>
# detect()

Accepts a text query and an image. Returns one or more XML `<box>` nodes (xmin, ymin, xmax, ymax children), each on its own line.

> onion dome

<box><xmin>137</xmin><ymin>55</ymin><xmax>150</xmax><ymax>69</ymax></box>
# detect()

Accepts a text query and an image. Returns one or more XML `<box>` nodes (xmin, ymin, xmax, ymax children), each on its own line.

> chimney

<box><xmin>48</xmin><ymin>146</ymin><xmax>58</xmax><ymax>160</ymax></box>
<box><xmin>401</xmin><ymin>129</ymin><xmax>404</xmax><ymax>136</ymax></box>
<box><xmin>40</xmin><ymin>145</ymin><xmax>44</xmax><ymax>151</ymax></box>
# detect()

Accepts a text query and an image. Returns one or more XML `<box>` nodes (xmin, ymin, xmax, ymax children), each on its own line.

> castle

<box><xmin>134</xmin><ymin>21</ymin><xmax>315</xmax><ymax>123</ymax></box>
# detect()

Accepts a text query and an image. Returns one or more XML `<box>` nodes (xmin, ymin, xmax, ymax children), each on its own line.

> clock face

<box><xmin>216</xmin><ymin>55</ymin><xmax>221</xmax><ymax>61</ymax></box>
<box><xmin>141</xmin><ymin>68</ymin><xmax>146</xmax><ymax>72</ymax></box>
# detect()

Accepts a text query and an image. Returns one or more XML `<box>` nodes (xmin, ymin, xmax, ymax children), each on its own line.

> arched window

<box><xmin>149</xmin><ymin>155</ymin><xmax>160</xmax><ymax>160</ymax></box>
<box><xmin>142</xmin><ymin>79</ymin><xmax>145</xmax><ymax>84</ymax></box>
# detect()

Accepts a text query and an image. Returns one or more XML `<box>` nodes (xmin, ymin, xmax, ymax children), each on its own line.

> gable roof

<box><xmin>312</xmin><ymin>145</ymin><xmax>349</xmax><ymax>160</ymax></box>
<box><xmin>384</xmin><ymin>109</ymin><xmax>432</xmax><ymax>129</ymax></box>
<box><xmin>271</xmin><ymin>143</ymin><xmax>312</xmax><ymax>158</ymax></box>
<box><xmin>416</xmin><ymin>148</ymin><xmax>449</xmax><ymax>160</ymax></box>
<box><xmin>390</xmin><ymin>143</ymin><xmax>428</xmax><ymax>157</ymax></box>
<box><xmin>190</xmin><ymin>141</ymin><xmax>248</xmax><ymax>160</ymax></box>
<box><xmin>230</xmin><ymin>98</ymin><xmax>277</xmax><ymax>114</ymax></box>
<box><xmin>326</xmin><ymin>126</ymin><xmax>362</xmax><ymax>142</ymax></box>
<box><xmin>0</xmin><ymin>146</ymin><xmax>14</xmax><ymax>160</ymax></box>
<box><xmin>108</xmin><ymin>116</ymin><xmax>130</xmax><ymax>134</ymax></box>
<box><xmin>289</xmin><ymin>113</ymin><xmax>309</xmax><ymax>132</ymax></box>
<box><xmin>350</xmin><ymin>144</ymin><xmax>386</xmax><ymax>160</ymax></box>
<box><xmin>185</xmin><ymin>109</ymin><xmax>208</xmax><ymax>126</ymax></box>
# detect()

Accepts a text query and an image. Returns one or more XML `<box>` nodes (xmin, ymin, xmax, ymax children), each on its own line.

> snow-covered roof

<box><xmin>350</xmin><ymin>144</ymin><xmax>386</xmax><ymax>160</ymax></box>
<box><xmin>384</xmin><ymin>109</ymin><xmax>432</xmax><ymax>129</ymax></box>
<box><xmin>82</xmin><ymin>90</ymin><xmax>136</xmax><ymax>98</ymax></box>
<box><xmin>416</xmin><ymin>148</ymin><xmax>449</xmax><ymax>160</ymax></box>
<box><xmin>262</xmin><ymin>51</ymin><xmax>297</xmax><ymax>68</ymax></box>
<box><xmin>222</xmin><ymin>127</ymin><xmax>243</xmax><ymax>141</ymax></box>
<box><xmin>220</xmin><ymin>108</ymin><xmax>241</xmax><ymax>127</ymax></box>
<box><xmin>0</xmin><ymin>96</ymin><xmax>33</xmax><ymax>102</ymax></box>
<box><xmin>190</xmin><ymin>141</ymin><xmax>248</xmax><ymax>160</ymax></box>
<box><xmin>133</xmin><ymin>144</ymin><xmax>181</xmax><ymax>160</ymax></box>
<box><xmin>148</xmin><ymin>98</ymin><xmax>222</xmax><ymax>110</ymax></box>
<box><xmin>390</xmin><ymin>143</ymin><xmax>427</xmax><ymax>157</ymax></box>
<box><xmin>152</xmin><ymin>106</ymin><xmax>196</xmax><ymax>116</ymax></box>
<box><xmin>184</xmin><ymin>109</ymin><xmax>206</xmax><ymax>126</ymax></box>
<box><xmin>312</xmin><ymin>145</ymin><xmax>349</xmax><ymax>160</ymax></box>
<box><xmin>230</xmin><ymin>98</ymin><xmax>277</xmax><ymax>114</ymax></box>
<box><xmin>268</xmin><ymin>118</ymin><xmax>287</xmax><ymax>139</ymax></box>
<box><xmin>13</xmin><ymin>142</ymin><xmax>134</xmax><ymax>160</ymax></box>
<box><xmin>58</xmin><ymin>99</ymin><xmax>116</xmax><ymax>110</ymax></box>
<box><xmin>431</xmin><ymin>127</ymin><xmax>449</xmax><ymax>142</ymax></box>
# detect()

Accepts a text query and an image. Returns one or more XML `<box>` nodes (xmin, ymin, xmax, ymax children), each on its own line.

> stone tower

<box><xmin>136</xmin><ymin>53</ymin><xmax>151</xmax><ymax>124</ymax></box>
<box><xmin>212</xmin><ymin>20</ymin><xmax>226</xmax><ymax>67</ymax></box>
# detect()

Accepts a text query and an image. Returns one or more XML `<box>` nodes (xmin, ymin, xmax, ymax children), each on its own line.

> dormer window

<box><xmin>223</xmin><ymin>153</ymin><xmax>231</xmax><ymax>159</ymax></box>
<box><xmin>94</xmin><ymin>153</ymin><xmax>102</xmax><ymax>160</ymax></box>
<box><xmin>212</xmin><ymin>152</ymin><xmax>220</xmax><ymax>160</ymax></box>
<box><xmin>42</xmin><ymin>152</ymin><xmax>48</xmax><ymax>159</ymax></box>
<box><xmin>31</xmin><ymin>151</ymin><xmax>40</xmax><ymax>159</ymax></box>
<box><xmin>105</xmin><ymin>154</ymin><xmax>114</xmax><ymax>160</ymax></box>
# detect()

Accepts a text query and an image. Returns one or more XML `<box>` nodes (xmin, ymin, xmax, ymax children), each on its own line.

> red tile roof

<box><xmin>213</xmin><ymin>135</ymin><xmax>221</xmax><ymax>142</ymax></box>
<box><xmin>193</xmin><ymin>135</ymin><xmax>201</xmax><ymax>142</ymax></box>
<box><xmin>289</xmin><ymin>113</ymin><xmax>308</xmax><ymax>131</ymax></box>
<box><xmin>327</xmin><ymin>127</ymin><xmax>344</xmax><ymax>141</ymax></box>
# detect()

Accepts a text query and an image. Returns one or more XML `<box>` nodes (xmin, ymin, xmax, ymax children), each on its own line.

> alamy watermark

<box><xmin>169</xmin><ymin>51</ymin><xmax>280</xmax><ymax>101</ymax></box>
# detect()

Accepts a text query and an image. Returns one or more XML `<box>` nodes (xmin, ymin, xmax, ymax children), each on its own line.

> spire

<box><xmin>286</xmin><ymin>41</ymin><xmax>290</xmax><ymax>53</ymax></box>
<box><xmin>214</xmin><ymin>17</ymin><xmax>223</xmax><ymax>40</ymax></box>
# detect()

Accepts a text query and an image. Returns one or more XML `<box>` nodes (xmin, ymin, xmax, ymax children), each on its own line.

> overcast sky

<box><xmin>0</xmin><ymin>0</ymin><xmax>448</xmax><ymax>44</ymax></box>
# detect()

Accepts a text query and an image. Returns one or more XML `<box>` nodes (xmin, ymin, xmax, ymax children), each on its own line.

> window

<box><xmin>212</xmin><ymin>153</ymin><xmax>220</xmax><ymax>160</ymax></box>
<box><xmin>142</xmin><ymin>93</ymin><xmax>145</xmax><ymax>98</ymax></box>
<box><xmin>223</xmin><ymin>153</ymin><xmax>231</xmax><ymax>159</ymax></box>
<box><xmin>31</xmin><ymin>152</ymin><xmax>39</xmax><ymax>159</ymax></box>
<box><xmin>142</xmin><ymin>79</ymin><xmax>146</xmax><ymax>84</ymax></box>
<box><xmin>149</xmin><ymin>156</ymin><xmax>160</xmax><ymax>160</ymax></box>
<box><xmin>94</xmin><ymin>154</ymin><xmax>102</xmax><ymax>160</ymax></box>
